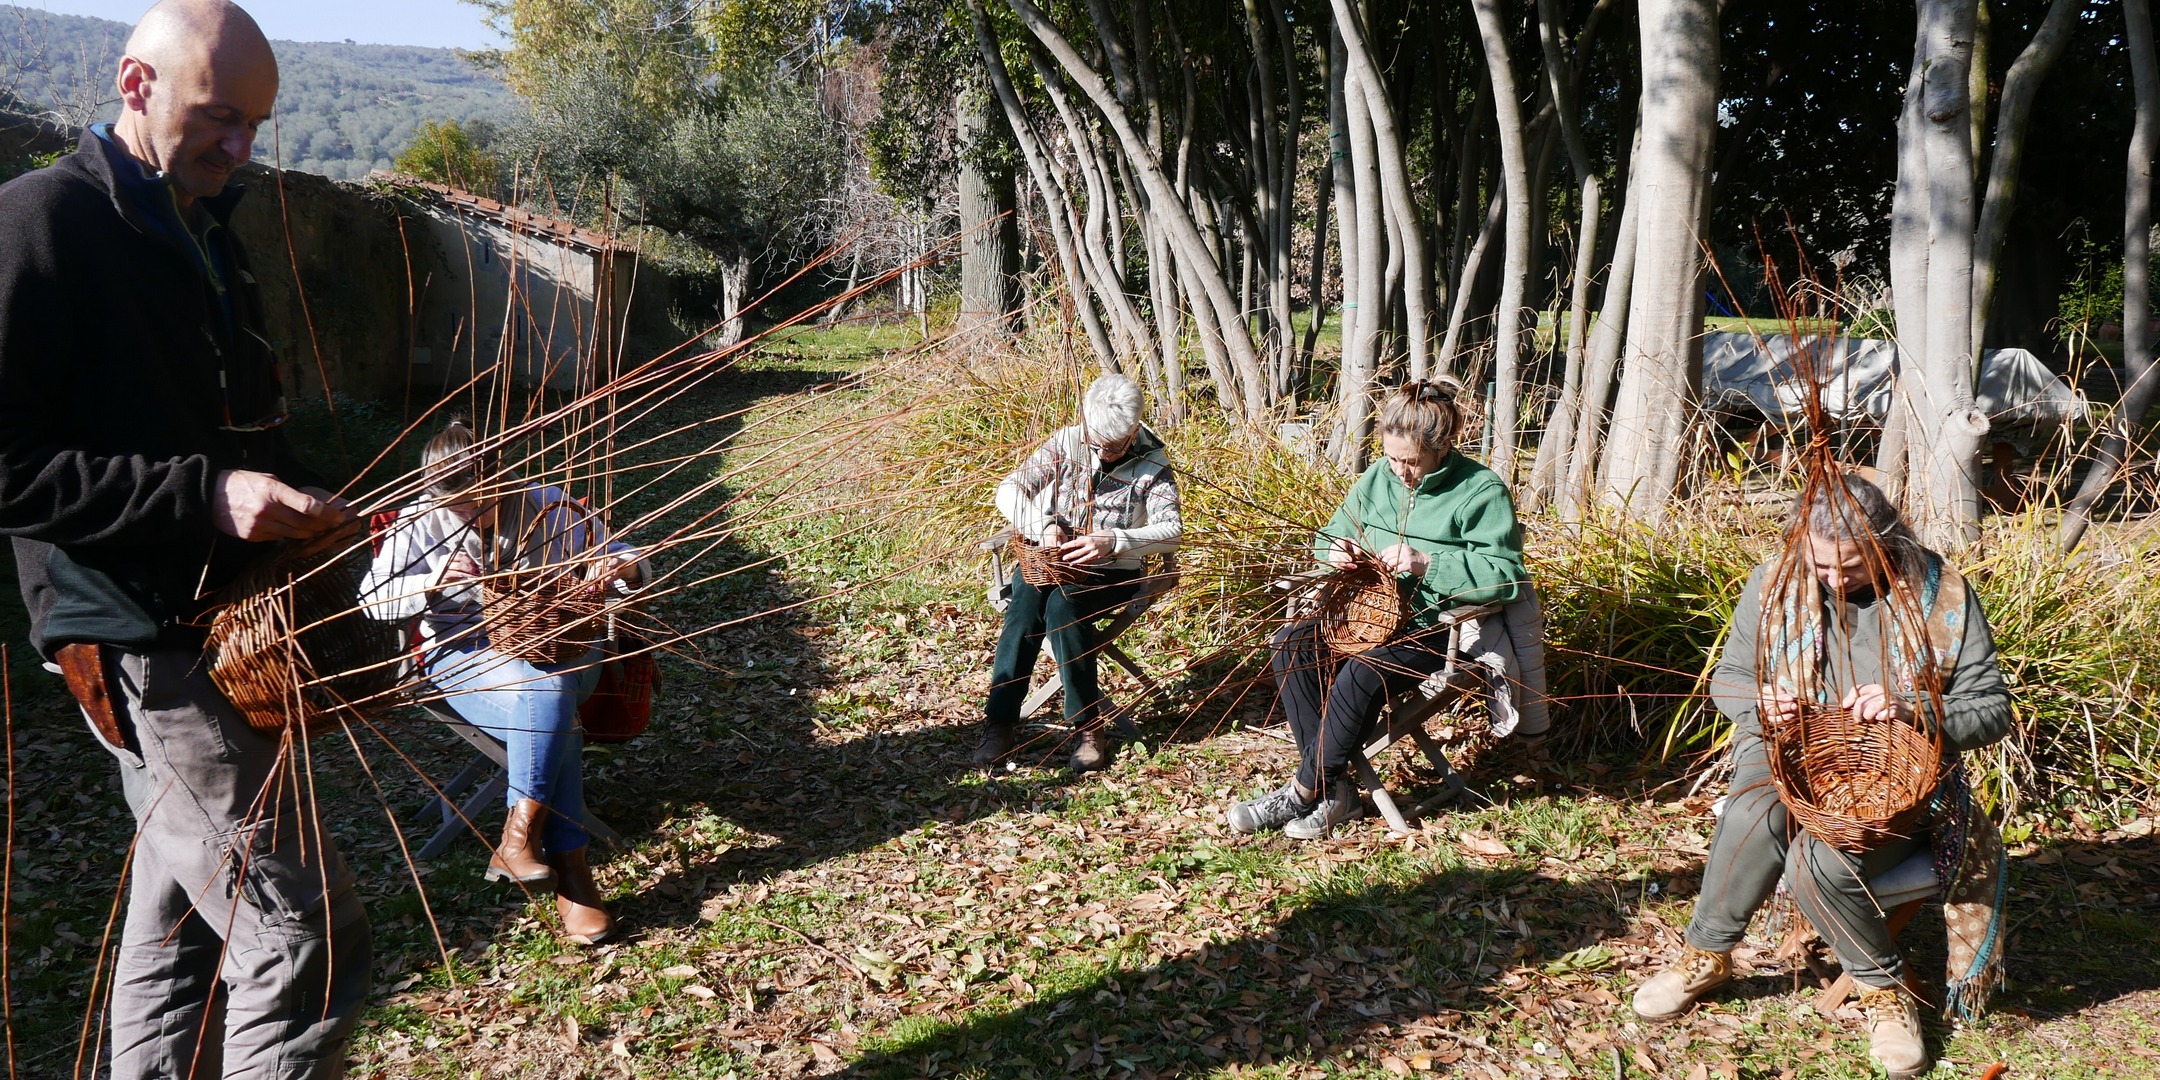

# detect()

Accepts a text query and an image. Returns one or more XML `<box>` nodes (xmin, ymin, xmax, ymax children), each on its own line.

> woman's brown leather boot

<box><xmin>486</xmin><ymin>799</ymin><xmax>555</xmax><ymax>886</ymax></box>
<box><xmin>549</xmin><ymin>846</ymin><xmax>615</xmax><ymax>946</ymax></box>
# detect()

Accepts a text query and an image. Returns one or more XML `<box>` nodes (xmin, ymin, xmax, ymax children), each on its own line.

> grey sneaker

<box><xmin>1227</xmin><ymin>782</ymin><xmax>1311</xmax><ymax>834</ymax></box>
<box><xmin>1283</xmin><ymin>790</ymin><xmax>1365</xmax><ymax>840</ymax></box>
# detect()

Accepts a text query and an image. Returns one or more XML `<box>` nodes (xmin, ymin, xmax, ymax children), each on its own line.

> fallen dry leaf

<box><xmin>1459</xmin><ymin>832</ymin><xmax>1512</xmax><ymax>858</ymax></box>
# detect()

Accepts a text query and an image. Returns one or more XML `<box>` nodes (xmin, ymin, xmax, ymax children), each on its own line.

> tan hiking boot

<box><xmin>1858</xmin><ymin>986</ymin><xmax>1928</xmax><ymax>1079</ymax></box>
<box><xmin>1630</xmin><ymin>945</ymin><xmax>1732</xmax><ymax>1021</ymax></box>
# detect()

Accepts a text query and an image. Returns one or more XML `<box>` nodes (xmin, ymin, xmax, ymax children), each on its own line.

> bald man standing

<box><xmin>0</xmin><ymin>2</ymin><xmax>370</xmax><ymax>1076</ymax></box>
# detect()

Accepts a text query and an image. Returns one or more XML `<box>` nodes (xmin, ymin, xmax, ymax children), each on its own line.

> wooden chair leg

<box><xmin>1814</xmin><ymin>898</ymin><xmax>1929</xmax><ymax>1015</ymax></box>
<box><xmin>1404</xmin><ymin>726</ymin><xmax>1468</xmax><ymax>812</ymax></box>
<box><xmin>1354</xmin><ymin>752</ymin><xmax>1412</xmax><ymax>836</ymax></box>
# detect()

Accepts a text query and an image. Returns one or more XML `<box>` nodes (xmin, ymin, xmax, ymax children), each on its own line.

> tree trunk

<box><xmin>1526</xmin><ymin>174</ymin><xmax>1600</xmax><ymax>506</ymax></box>
<box><xmin>1330</xmin><ymin>0</ymin><xmax>1433</xmax><ymax>378</ymax></box>
<box><xmin>1472</xmin><ymin>0</ymin><xmax>1532</xmax><ymax>484</ymax></box>
<box><xmin>1438</xmin><ymin>194</ymin><xmax>1503</xmax><ymax>373</ymax></box>
<box><xmin>1299</xmin><ymin>158</ymin><xmax>1336</xmax><ymax>391</ymax></box>
<box><xmin>1562</xmin><ymin>131</ymin><xmax>1640</xmax><ymax>520</ymax></box>
<box><xmin>1971</xmin><ymin>0</ymin><xmax>2081</xmax><ymax>354</ymax></box>
<box><xmin>718</xmin><ymin>253</ymin><xmax>752</xmax><ymax>347</ymax></box>
<box><xmin>2060</xmin><ymin>0</ymin><xmax>2159</xmax><ymax>553</ymax></box>
<box><xmin>965</xmin><ymin>0</ymin><xmax>1118</xmax><ymax>368</ymax></box>
<box><xmin>1330</xmin><ymin>32</ymin><xmax>1389</xmax><ymax>470</ymax></box>
<box><xmin>1596</xmin><ymin>0</ymin><xmax>1718</xmax><ymax>515</ymax></box>
<box><xmin>1525</xmin><ymin>0</ymin><xmax>1608</xmax><ymax>508</ymax></box>
<box><xmin>1007</xmin><ymin>0</ymin><xmax>1269</xmax><ymax>420</ymax></box>
<box><xmin>957</xmin><ymin>85</ymin><xmax>1020</xmax><ymax>339</ymax></box>
<box><xmin>1030</xmin><ymin>51</ymin><xmax>1162</xmax><ymax>368</ymax></box>
<box><xmin>1889</xmin><ymin>0</ymin><xmax>1988</xmax><ymax>550</ymax></box>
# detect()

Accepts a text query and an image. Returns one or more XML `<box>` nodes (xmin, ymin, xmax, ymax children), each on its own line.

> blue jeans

<box><xmin>424</xmin><ymin>642</ymin><xmax>602</xmax><ymax>853</ymax></box>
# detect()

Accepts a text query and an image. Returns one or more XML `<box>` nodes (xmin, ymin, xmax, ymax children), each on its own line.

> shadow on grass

<box><xmin>833</xmin><ymin>861</ymin><xmax>1628</xmax><ymax>1078</ymax></box>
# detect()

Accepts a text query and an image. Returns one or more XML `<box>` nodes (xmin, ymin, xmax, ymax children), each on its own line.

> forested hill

<box><xmin>0</xmin><ymin>4</ymin><xmax>514</xmax><ymax>179</ymax></box>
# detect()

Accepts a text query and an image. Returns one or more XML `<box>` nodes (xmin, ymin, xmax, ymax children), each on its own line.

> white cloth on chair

<box><xmin>1456</xmin><ymin>588</ymin><xmax>1552</xmax><ymax>738</ymax></box>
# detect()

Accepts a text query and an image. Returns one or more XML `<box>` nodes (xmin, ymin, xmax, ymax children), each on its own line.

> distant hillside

<box><xmin>0</xmin><ymin>4</ymin><xmax>515</xmax><ymax>179</ymax></box>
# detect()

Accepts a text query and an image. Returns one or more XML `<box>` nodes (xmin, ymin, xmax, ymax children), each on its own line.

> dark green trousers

<box><xmin>1686</xmin><ymin>733</ymin><xmax>1924</xmax><ymax>989</ymax></box>
<box><xmin>985</xmin><ymin>567</ymin><xmax>1141</xmax><ymax>732</ymax></box>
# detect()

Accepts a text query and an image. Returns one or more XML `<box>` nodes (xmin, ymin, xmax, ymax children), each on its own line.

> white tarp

<box><xmin>1700</xmin><ymin>332</ymin><xmax>2087</xmax><ymax>428</ymax></box>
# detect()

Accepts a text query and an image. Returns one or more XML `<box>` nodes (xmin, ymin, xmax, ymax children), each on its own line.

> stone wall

<box><xmin>0</xmin><ymin>112</ymin><xmax>674</xmax><ymax>412</ymax></box>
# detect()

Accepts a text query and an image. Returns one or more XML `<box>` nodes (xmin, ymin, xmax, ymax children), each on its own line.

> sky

<box><xmin>17</xmin><ymin>0</ymin><xmax>506</xmax><ymax>50</ymax></box>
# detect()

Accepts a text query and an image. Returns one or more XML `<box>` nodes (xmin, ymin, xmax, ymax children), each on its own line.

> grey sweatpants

<box><xmin>93</xmin><ymin>648</ymin><xmax>371</xmax><ymax>1080</ymax></box>
<box><xmin>1685</xmin><ymin>734</ymin><xmax>1922</xmax><ymax>989</ymax></box>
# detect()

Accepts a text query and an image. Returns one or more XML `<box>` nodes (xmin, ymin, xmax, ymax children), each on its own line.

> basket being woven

<box><xmin>1013</xmin><ymin>536</ymin><xmax>1091</xmax><ymax>589</ymax></box>
<box><xmin>1316</xmin><ymin>563</ymin><xmax>1406</xmax><ymax>657</ymax></box>
<box><xmin>480</xmin><ymin>497</ymin><xmax>611</xmax><ymax>666</ymax></box>
<box><xmin>1766</xmin><ymin>703</ymin><xmax>1941</xmax><ymax>853</ymax></box>
<box><xmin>206</xmin><ymin>526</ymin><xmax>403</xmax><ymax>738</ymax></box>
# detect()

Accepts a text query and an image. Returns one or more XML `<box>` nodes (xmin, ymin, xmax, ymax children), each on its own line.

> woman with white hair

<box><xmin>975</xmin><ymin>372</ymin><xmax>1183</xmax><ymax>771</ymax></box>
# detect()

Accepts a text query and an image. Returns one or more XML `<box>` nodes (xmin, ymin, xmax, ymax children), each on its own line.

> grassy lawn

<box><xmin>0</xmin><ymin>330</ymin><xmax>2155</xmax><ymax>1078</ymax></box>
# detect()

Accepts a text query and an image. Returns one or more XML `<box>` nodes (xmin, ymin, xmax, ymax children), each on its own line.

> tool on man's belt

<box><xmin>54</xmin><ymin>642</ymin><xmax>130</xmax><ymax>751</ymax></box>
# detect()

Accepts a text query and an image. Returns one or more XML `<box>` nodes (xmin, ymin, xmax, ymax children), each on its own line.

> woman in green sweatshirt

<box><xmin>1229</xmin><ymin>380</ymin><xmax>1527</xmax><ymax>840</ymax></box>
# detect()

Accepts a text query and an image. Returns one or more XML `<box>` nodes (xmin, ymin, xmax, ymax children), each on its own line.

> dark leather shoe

<box><xmin>486</xmin><ymin>799</ymin><xmax>555</xmax><ymax>887</ymax></box>
<box><xmin>549</xmin><ymin>846</ymin><xmax>616</xmax><ymax>946</ymax></box>
<box><xmin>971</xmin><ymin>724</ymin><xmax>1018</xmax><ymax>766</ymax></box>
<box><xmin>1069</xmin><ymin>728</ymin><xmax>1116</xmax><ymax>772</ymax></box>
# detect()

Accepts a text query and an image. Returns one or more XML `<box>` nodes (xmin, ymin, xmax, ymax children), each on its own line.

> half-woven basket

<box><xmin>206</xmin><ymin>524</ymin><xmax>403</xmax><ymax>738</ymax></box>
<box><xmin>480</xmin><ymin>497</ymin><xmax>610</xmax><ymax>666</ymax></box>
<box><xmin>1766</xmin><ymin>703</ymin><xmax>1941</xmax><ymax>853</ymax></box>
<box><xmin>1316</xmin><ymin>562</ymin><xmax>1405</xmax><ymax>657</ymax></box>
<box><xmin>1013</xmin><ymin>536</ymin><xmax>1091</xmax><ymax>589</ymax></box>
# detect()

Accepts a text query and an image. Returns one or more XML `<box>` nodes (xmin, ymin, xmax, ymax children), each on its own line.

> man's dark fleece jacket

<box><xmin>1</xmin><ymin>127</ymin><xmax>322</xmax><ymax>658</ymax></box>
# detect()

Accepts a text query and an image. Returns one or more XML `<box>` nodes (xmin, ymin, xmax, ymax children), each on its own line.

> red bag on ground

<box><xmin>579</xmin><ymin>650</ymin><xmax>659</xmax><ymax>743</ymax></box>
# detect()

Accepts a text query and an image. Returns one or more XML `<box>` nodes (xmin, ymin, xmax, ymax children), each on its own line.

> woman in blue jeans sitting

<box><xmin>362</xmin><ymin>420</ymin><xmax>643</xmax><ymax>945</ymax></box>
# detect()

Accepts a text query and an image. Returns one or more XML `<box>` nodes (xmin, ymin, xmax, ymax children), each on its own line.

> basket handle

<box><xmin>505</xmin><ymin>490</ymin><xmax>606</xmax><ymax>569</ymax></box>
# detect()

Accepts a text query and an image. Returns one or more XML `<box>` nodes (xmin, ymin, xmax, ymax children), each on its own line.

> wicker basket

<box><xmin>1316</xmin><ymin>563</ymin><xmax>1406</xmax><ymax>657</ymax></box>
<box><xmin>206</xmin><ymin>526</ymin><xmax>403</xmax><ymax>738</ymax></box>
<box><xmin>1766</xmin><ymin>703</ymin><xmax>1941</xmax><ymax>853</ymax></box>
<box><xmin>480</xmin><ymin>498</ymin><xmax>611</xmax><ymax>666</ymax></box>
<box><xmin>1012</xmin><ymin>536</ymin><xmax>1092</xmax><ymax>589</ymax></box>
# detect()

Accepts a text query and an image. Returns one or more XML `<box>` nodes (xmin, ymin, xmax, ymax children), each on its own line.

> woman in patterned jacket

<box><xmin>973</xmin><ymin>373</ymin><xmax>1182</xmax><ymax>772</ymax></box>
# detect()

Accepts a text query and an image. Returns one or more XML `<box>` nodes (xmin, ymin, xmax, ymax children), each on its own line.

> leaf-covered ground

<box><xmin>2</xmin><ymin>341</ymin><xmax>2156</xmax><ymax>1079</ymax></box>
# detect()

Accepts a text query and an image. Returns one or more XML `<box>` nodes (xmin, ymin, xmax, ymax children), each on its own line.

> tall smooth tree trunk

<box><xmin>1971</xmin><ymin>0</ymin><xmax>2082</xmax><ymax>354</ymax></box>
<box><xmin>1299</xmin><ymin>159</ymin><xmax>1336</xmax><ymax>389</ymax></box>
<box><xmin>1525</xmin><ymin>0</ymin><xmax>1607</xmax><ymax>509</ymax></box>
<box><xmin>1030</xmin><ymin>54</ymin><xmax>1162</xmax><ymax>369</ymax></box>
<box><xmin>1597</xmin><ymin>0</ymin><xmax>1718</xmax><ymax>515</ymax></box>
<box><xmin>1887</xmin><ymin>0</ymin><xmax>1988</xmax><ymax>550</ymax></box>
<box><xmin>1330</xmin><ymin>0</ymin><xmax>1433</xmax><ymax>378</ymax></box>
<box><xmin>2061</xmin><ymin>0</ymin><xmax>2159</xmax><ymax>553</ymax></box>
<box><xmin>1562</xmin><ymin>160</ymin><xmax>1640</xmax><ymax>520</ymax></box>
<box><xmin>1438</xmin><ymin>195</ymin><xmax>1504</xmax><ymax>372</ymax></box>
<box><xmin>965</xmin><ymin>0</ymin><xmax>1118</xmax><ymax>369</ymax></box>
<box><xmin>1331</xmin><ymin>35</ymin><xmax>1389</xmax><ymax>470</ymax></box>
<box><xmin>1007</xmin><ymin>0</ymin><xmax>1269</xmax><ymax>421</ymax></box>
<box><xmin>1472</xmin><ymin>0</ymin><xmax>1532</xmax><ymax>483</ymax></box>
